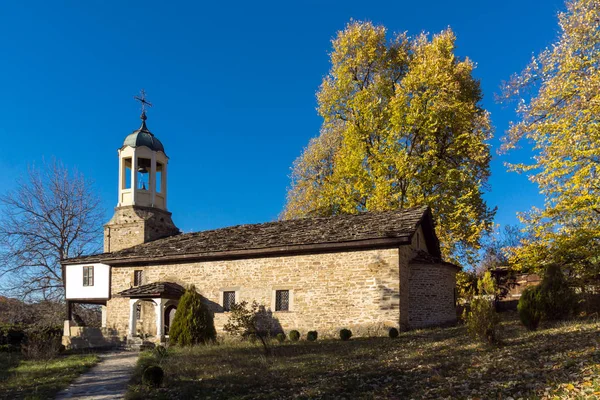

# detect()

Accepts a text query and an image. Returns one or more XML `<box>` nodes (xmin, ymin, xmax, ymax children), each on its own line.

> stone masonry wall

<box><xmin>408</xmin><ymin>263</ymin><xmax>457</xmax><ymax>328</ymax></box>
<box><xmin>104</xmin><ymin>206</ymin><xmax>179</xmax><ymax>252</ymax></box>
<box><xmin>106</xmin><ymin>248</ymin><xmax>401</xmax><ymax>338</ymax></box>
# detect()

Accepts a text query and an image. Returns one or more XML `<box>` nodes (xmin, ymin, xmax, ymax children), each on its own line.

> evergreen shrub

<box><xmin>142</xmin><ymin>365</ymin><xmax>164</xmax><ymax>388</ymax></box>
<box><xmin>339</xmin><ymin>328</ymin><xmax>352</xmax><ymax>341</ymax></box>
<box><xmin>275</xmin><ymin>333</ymin><xmax>286</xmax><ymax>343</ymax></box>
<box><xmin>306</xmin><ymin>331</ymin><xmax>318</xmax><ymax>341</ymax></box>
<box><xmin>169</xmin><ymin>285</ymin><xmax>216</xmax><ymax>346</ymax></box>
<box><xmin>388</xmin><ymin>328</ymin><xmax>399</xmax><ymax>339</ymax></box>
<box><xmin>518</xmin><ymin>286</ymin><xmax>544</xmax><ymax>331</ymax></box>
<box><xmin>538</xmin><ymin>265</ymin><xmax>577</xmax><ymax>320</ymax></box>
<box><xmin>465</xmin><ymin>297</ymin><xmax>499</xmax><ymax>344</ymax></box>
<box><xmin>289</xmin><ymin>330</ymin><xmax>300</xmax><ymax>342</ymax></box>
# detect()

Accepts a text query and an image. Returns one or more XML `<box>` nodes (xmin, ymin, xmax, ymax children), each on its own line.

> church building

<box><xmin>61</xmin><ymin>108</ymin><xmax>459</xmax><ymax>347</ymax></box>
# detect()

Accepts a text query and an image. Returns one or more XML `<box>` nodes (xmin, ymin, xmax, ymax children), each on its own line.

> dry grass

<box><xmin>127</xmin><ymin>313</ymin><xmax>600</xmax><ymax>399</ymax></box>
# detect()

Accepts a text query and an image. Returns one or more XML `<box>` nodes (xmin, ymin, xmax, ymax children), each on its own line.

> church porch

<box><xmin>118</xmin><ymin>281</ymin><xmax>184</xmax><ymax>345</ymax></box>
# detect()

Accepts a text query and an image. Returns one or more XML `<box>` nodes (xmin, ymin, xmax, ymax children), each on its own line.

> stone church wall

<box><xmin>105</xmin><ymin>247</ymin><xmax>406</xmax><ymax>338</ymax></box>
<box><xmin>408</xmin><ymin>262</ymin><xmax>457</xmax><ymax>328</ymax></box>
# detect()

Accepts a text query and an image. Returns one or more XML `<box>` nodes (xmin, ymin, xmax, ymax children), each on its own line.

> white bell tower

<box><xmin>117</xmin><ymin>114</ymin><xmax>169</xmax><ymax>210</ymax></box>
<box><xmin>104</xmin><ymin>91</ymin><xmax>179</xmax><ymax>252</ymax></box>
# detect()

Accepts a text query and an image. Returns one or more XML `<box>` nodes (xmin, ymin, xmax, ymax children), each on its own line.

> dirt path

<box><xmin>54</xmin><ymin>351</ymin><xmax>138</xmax><ymax>400</ymax></box>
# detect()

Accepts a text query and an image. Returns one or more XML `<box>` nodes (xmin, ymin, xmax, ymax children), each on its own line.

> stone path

<box><xmin>55</xmin><ymin>351</ymin><xmax>138</xmax><ymax>400</ymax></box>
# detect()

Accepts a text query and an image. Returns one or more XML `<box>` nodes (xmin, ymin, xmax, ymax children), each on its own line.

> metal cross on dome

<box><xmin>134</xmin><ymin>89</ymin><xmax>153</xmax><ymax>120</ymax></box>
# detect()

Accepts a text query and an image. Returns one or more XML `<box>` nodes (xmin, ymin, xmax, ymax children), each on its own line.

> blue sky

<box><xmin>0</xmin><ymin>0</ymin><xmax>565</xmax><ymax>234</ymax></box>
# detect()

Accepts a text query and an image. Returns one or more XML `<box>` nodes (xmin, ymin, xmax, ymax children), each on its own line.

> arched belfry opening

<box><xmin>104</xmin><ymin>91</ymin><xmax>179</xmax><ymax>252</ymax></box>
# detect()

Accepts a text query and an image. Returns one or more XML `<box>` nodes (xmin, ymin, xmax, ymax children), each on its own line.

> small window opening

<box><xmin>134</xmin><ymin>270</ymin><xmax>144</xmax><ymax>286</ymax></box>
<box><xmin>223</xmin><ymin>291</ymin><xmax>236</xmax><ymax>312</ymax></box>
<box><xmin>156</xmin><ymin>162</ymin><xmax>163</xmax><ymax>193</ymax></box>
<box><xmin>275</xmin><ymin>290</ymin><xmax>289</xmax><ymax>311</ymax></box>
<box><xmin>83</xmin><ymin>266</ymin><xmax>94</xmax><ymax>286</ymax></box>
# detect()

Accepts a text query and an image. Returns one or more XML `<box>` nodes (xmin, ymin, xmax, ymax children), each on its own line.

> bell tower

<box><xmin>104</xmin><ymin>91</ymin><xmax>179</xmax><ymax>252</ymax></box>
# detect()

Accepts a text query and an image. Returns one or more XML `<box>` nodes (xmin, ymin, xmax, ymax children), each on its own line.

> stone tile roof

<box><xmin>65</xmin><ymin>205</ymin><xmax>435</xmax><ymax>264</ymax></box>
<box><xmin>118</xmin><ymin>282</ymin><xmax>185</xmax><ymax>298</ymax></box>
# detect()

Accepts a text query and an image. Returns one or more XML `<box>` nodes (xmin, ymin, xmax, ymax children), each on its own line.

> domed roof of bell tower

<box><xmin>122</xmin><ymin>111</ymin><xmax>166</xmax><ymax>154</ymax></box>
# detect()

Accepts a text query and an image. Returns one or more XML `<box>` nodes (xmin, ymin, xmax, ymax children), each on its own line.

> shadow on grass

<box><xmin>128</xmin><ymin>315</ymin><xmax>600</xmax><ymax>399</ymax></box>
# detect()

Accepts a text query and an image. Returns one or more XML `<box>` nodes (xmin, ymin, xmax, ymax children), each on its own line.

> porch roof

<box><xmin>118</xmin><ymin>282</ymin><xmax>185</xmax><ymax>299</ymax></box>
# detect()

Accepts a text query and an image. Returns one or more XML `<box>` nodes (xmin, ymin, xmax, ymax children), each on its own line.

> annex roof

<box><xmin>64</xmin><ymin>205</ymin><xmax>440</xmax><ymax>265</ymax></box>
<box><xmin>117</xmin><ymin>282</ymin><xmax>185</xmax><ymax>298</ymax></box>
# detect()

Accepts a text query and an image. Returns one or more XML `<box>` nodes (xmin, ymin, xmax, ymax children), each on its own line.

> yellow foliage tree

<box><xmin>500</xmin><ymin>0</ymin><xmax>600</xmax><ymax>285</ymax></box>
<box><xmin>282</xmin><ymin>21</ymin><xmax>495</xmax><ymax>265</ymax></box>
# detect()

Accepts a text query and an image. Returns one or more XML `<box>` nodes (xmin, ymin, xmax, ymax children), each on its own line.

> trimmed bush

<box><xmin>275</xmin><ymin>333</ymin><xmax>286</xmax><ymax>343</ymax></box>
<box><xmin>169</xmin><ymin>285</ymin><xmax>216</xmax><ymax>346</ymax></box>
<box><xmin>307</xmin><ymin>331</ymin><xmax>318</xmax><ymax>342</ymax></box>
<box><xmin>465</xmin><ymin>297</ymin><xmax>500</xmax><ymax>344</ymax></box>
<box><xmin>339</xmin><ymin>328</ymin><xmax>352</xmax><ymax>341</ymax></box>
<box><xmin>518</xmin><ymin>286</ymin><xmax>544</xmax><ymax>331</ymax></box>
<box><xmin>289</xmin><ymin>330</ymin><xmax>300</xmax><ymax>342</ymax></box>
<box><xmin>142</xmin><ymin>365</ymin><xmax>164</xmax><ymax>388</ymax></box>
<box><xmin>388</xmin><ymin>328</ymin><xmax>399</xmax><ymax>339</ymax></box>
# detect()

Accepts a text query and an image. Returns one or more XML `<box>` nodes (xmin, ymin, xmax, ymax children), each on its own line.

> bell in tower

<box><xmin>103</xmin><ymin>91</ymin><xmax>179</xmax><ymax>252</ymax></box>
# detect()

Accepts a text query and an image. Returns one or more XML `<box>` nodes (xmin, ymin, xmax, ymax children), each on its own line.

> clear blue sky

<box><xmin>0</xmin><ymin>0</ymin><xmax>565</xmax><ymax>234</ymax></box>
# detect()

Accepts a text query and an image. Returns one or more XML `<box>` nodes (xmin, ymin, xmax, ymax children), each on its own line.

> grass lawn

<box><xmin>127</xmin><ymin>314</ymin><xmax>600</xmax><ymax>399</ymax></box>
<box><xmin>0</xmin><ymin>352</ymin><xmax>99</xmax><ymax>400</ymax></box>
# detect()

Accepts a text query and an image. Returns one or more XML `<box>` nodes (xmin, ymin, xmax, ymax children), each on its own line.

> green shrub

<box><xmin>142</xmin><ymin>365</ymin><xmax>164</xmax><ymax>388</ymax></box>
<box><xmin>0</xmin><ymin>324</ymin><xmax>25</xmax><ymax>348</ymax></box>
<box><xmin>465</xmin><ymin>297</ymin><xmax>500</xmax><ymax>344</ymax></box>
<box><xmin>153</xmin><ymin>345</ymin><xmax>168</xmax><ymax>359</ymax></box>
<box><xmin>307</xmin><ymin>331</ymin><xmax>318</xmax><ymax>341</ymax></box>
<box><xmin>538</xmin><ymin>265</ymin><xmax>577</xmax><ymax>321</ymax></box>
<box><xmin>289</xmin><ymin>330</ymin><xmax>300</xmax><ymax>342</ymax></box>
<box><xmin>388</xmin><ymin>328</ymin><xmax>399</xmax><ymax>339</ymax></box>
<box><xmin>169</xmin><ymin>285</ymin><xmax>216</xmax><ymax>346</ymax></box>
<box><xmin>275</xmin><ymin>333</ymin><xmax>286</xmax><ymax>343</ymax></box>
<box><xmin>518</xmin><ymin>286</ymin><xmax>544</xmax><ymax>331</ymax></box>
<box><xmin>339</xmin><ymin>329</ymin><xmax>352</xmax><ymax>341</ymax></box>
<box><xmin>21</xmin><ymin>326</ymin><xmax>63</xmax><ymax>360</ymax></box>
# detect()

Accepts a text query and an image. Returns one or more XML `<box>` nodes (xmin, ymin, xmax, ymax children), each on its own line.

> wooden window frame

<box><xmin>134</xmin><ymin>270</ymin><xmax>144</xmax><ymax>287</ymax></box>
<box><xmin>83</xmin><ymin>266</ymin><xmax>94</xmax><ymax>287</ymax></box>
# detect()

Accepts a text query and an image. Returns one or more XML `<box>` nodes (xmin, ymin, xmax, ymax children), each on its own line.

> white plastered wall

<box><xmin>65</xmin><ymin>263</ymin><xmax>110</xmax><ymax>299</ymax></box>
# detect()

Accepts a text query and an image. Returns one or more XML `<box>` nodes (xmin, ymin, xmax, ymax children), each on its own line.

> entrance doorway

<box><xmin>164</xmin><ymin>305</ymin><xmax>177</xmax><ymax>336</ymax></box>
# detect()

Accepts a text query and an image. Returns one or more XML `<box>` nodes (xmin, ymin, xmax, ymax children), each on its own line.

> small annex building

<box><xmin>61</xmin><ymin>111</ymin><xmax>460</xmax><ymax>347</ymax></box>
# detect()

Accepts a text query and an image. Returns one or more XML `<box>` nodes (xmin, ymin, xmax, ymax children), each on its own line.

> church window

<box><xmin>134</xmin><ymin>270</ymin><xmax>144</xmax><ymax>286</ymax></box>
<box><xmin>275</xmin><ymin>290</ymin><xmax>289</xmax><ymax>311</ymax></box>
<box><xmin>83</xmin><ymin>266</ymin><xmax>94</xmax><ymax>286</ymax></box>
<box><xmin>136</xmin><ymin>303</ymin><xmax>142</xmax><ymax>320</ymax></box>
<box><xmin>223</xmin><ymin>291</ymin><xmax>236</xmax><ymax>312</ymax></box>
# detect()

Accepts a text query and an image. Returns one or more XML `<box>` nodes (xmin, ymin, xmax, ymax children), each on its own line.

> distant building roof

<box><xmin>122</xmin><ymin>116</ymin><xmax>165</xmax><ymax>154</ymax></box>
<box><xmin>64</xmin><ymin>206</ymin><xmax>440</xmax><ymax>265</ymax></box>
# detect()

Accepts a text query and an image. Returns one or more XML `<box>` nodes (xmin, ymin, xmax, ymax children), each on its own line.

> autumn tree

<box><xmin>282</xmin><ymin>21</ymin><xmax>495</xmax><ymax>265</ymax></box>
<box><xmin>0</xmin><ymin>160</ymin><xmax>104</xmax><ymax>301</ymax></box>
<box><xmin>500</xmin><ymin>0</ymin><xmax>600</xmax><ymax>286</ymax></box>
